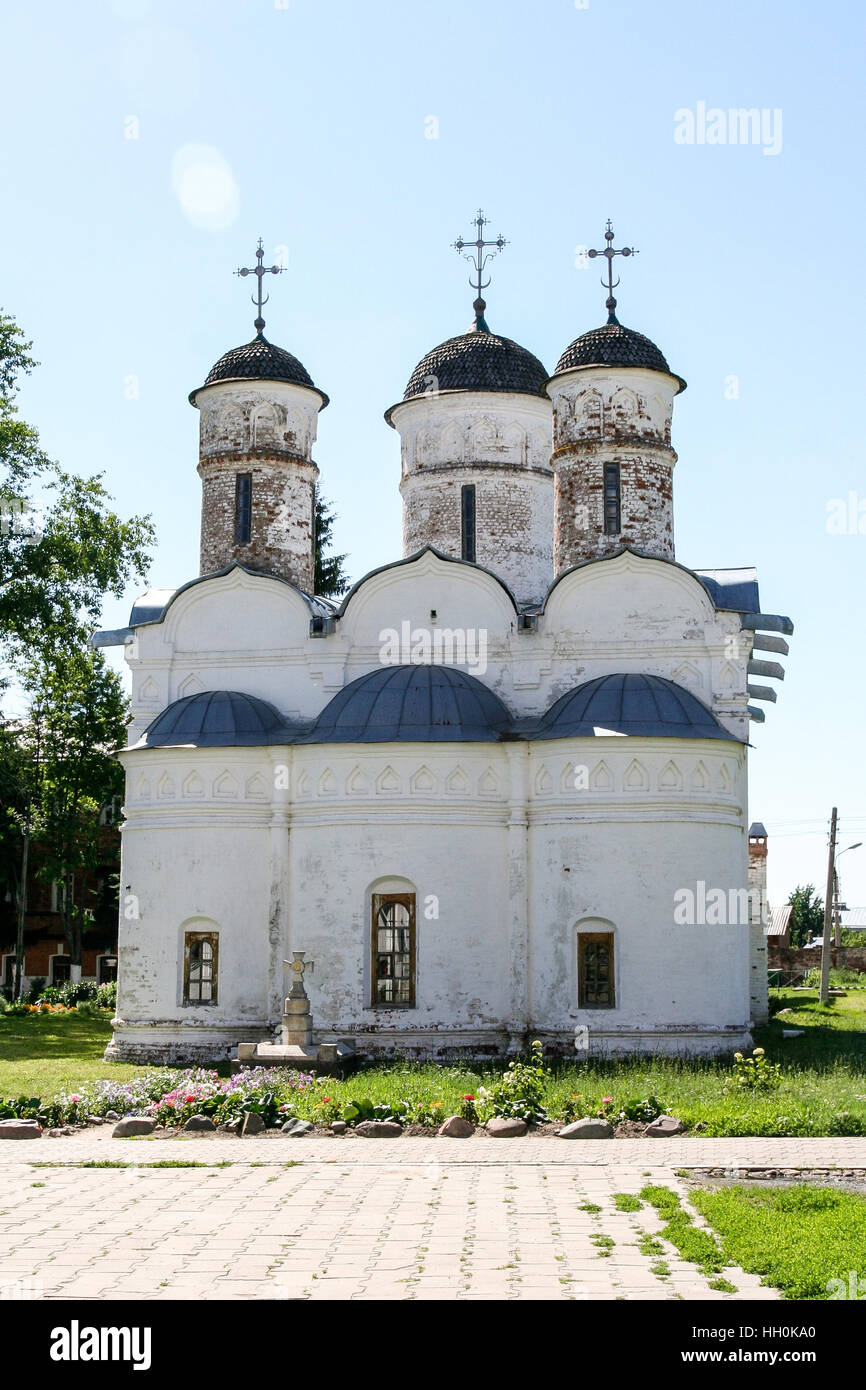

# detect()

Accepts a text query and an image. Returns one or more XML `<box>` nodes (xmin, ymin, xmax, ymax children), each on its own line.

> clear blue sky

<box><xmin>2</xmin><ymin>0</ymin><xmax>864</xmax><ymax>907</ymax></box>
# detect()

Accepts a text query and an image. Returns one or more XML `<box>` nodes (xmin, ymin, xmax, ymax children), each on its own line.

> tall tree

<box><xmin>787</xmin><ymin>884</ymin><xmax>824</xmax><ymax>948</ymax></box>
<box><xmin>0</xmin><ymin>310</ymin><xmax>154</xmax><ymax>663</ymax></box>
<box><xmin>313</xmin><ymin>492</ymin><xmax>350</xmax><ymax>598</ymax></box>
<box><xmin>18</xmin><ymin>649</ymin><xmax>127</xmax><ymax>972</ymax></box>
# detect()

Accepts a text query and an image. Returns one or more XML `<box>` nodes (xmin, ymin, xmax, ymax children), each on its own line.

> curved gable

<box><xmin>337</xmin><ymin>547</ymin><xmax>520</xmax><ymax>653</ymax></box>
<box><xmin>543</xmin><ymin>548</ymin><xmax>716</xmax><ymax>636</ymax></box>
<box><xmin>162</xmin><ymin>565</ymin><xmax>315</xmax><ymax>654</ymax></box>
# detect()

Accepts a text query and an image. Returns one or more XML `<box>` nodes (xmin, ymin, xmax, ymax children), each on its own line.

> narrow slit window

<box><xmin>184</xmin><ymin>933</ymin><xmax>218</xmax><ymax>1005</ymax></box>
<box><xmin>578</xmin><ymin>932</ymin><xmax>615</xmax><ymax>1008</ymax></box>
<box><xmin>234</xmin><ymin>472</ymin><xmax>252</xmax><ymax>545</ymax></box>
<box><xmin>603</xmin><ymin>463</ymin><xmax>621</xmax><ymax>535</ymax></box>
<box><xmin>461</xmin><ymin>484</ymin><xmax>476</xmax><ymax>562</ymax></box>
<box><xmin>371</xmin><ymin>893</ymin><xmax>415</xmax><ymax>1007</ymax></box>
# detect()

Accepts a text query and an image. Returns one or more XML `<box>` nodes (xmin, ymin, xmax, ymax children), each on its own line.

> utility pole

<box><xmin>819</xmin><ymin>807</ymin><xmax>837</xmax><ymax>1004</ymax></box>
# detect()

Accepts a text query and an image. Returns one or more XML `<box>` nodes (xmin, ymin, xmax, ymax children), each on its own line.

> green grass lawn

<box><xmin>0</xmin><ymin>1014</ymin><xmax>143</xmax><ymax>1096</ymax></box>
<box><xmin>2</xmin><ymin>987</ymin><xmax>865</xmax><ymax>1136</ymax></box>
<box><xmin>691</xmin><ymin>1184</ymin><xmax>866</xmax><ymax>1300</ymax></box>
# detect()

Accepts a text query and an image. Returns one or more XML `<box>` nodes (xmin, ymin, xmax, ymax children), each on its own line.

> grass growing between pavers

<box><xmin>690</xmin><ymin>1184</ymin><xmax>866</xmax><ymax>1300</ymax></box>
<box><xmin>2</xmin><ymin>988</ymin><xmax>866</xmax><ymax>1136</ymax></box>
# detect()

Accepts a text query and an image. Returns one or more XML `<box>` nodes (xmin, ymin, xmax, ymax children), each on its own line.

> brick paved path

<box><xmin>1</xmin><ymin>1135</ymin><xmax>864</xmax><ymax>1301</ymax></box>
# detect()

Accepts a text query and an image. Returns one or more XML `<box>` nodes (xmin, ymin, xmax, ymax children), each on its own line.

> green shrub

<box><xmin>39</xmin><ymin>980</ymin><xmax>98</xmax><ymax>1007</ymax></box>
<box><xmin>723</xmin><ymin>1047</ymin><xmax>781</xmax><ymax>1094</ymax></box>
<box><xmin>95</xmin><ymin>981</ymin><xmax>117</xmax><ymax>1010</ymax></box>
<box><xmin>475</xmin><ymin>1040</ymin><xmax>551</xmax><ymax>1123</ymax></box>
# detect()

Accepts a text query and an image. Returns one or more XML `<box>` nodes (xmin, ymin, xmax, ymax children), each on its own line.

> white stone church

<box><xmin>95</xmin><ymin>225</ymin><xmax>792</xmax><ymax>1064</ymax></box>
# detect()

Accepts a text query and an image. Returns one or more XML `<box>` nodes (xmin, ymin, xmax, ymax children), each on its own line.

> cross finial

<box><xmin>236</xmin><ymin>237</ymin><xmax>282</xmax><ymax>338</ymax></box>
<box><xmin>587</xmin><ymin>219</ymin><xmax>637</xmax><ymax>324</ymax></box>
<box><xmin>452</xmin><ymin>208</ymin><xmax>507</xmax><ymax>331</ymax></box>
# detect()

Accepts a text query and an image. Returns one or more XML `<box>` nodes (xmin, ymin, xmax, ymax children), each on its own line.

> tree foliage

<box><xmin>313</xmin><ymin>491</ymin><xmax>350</xmax><ymax>598</ymax></box>
<box><xmin>0</xmin><ymin>310</ymin><xmax>154</xmax><ymax>662</ymax></box>
<box><xmin>4</xmin><ymin>650</ymin><xmax>128</xmax><ymax>968</ymax></box>
<box><xmin>787</xmin><ymin>884</ymin><xmax>825</xmax><ymax>948</ymax></box>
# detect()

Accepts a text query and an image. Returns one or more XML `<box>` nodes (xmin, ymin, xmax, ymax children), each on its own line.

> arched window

<box><xmin>371</xmin><ymin>894</ymin><xmax>415</xmax><ymax>1007</ymax></box>
<box><xmin>184</xmin><ymin>933</ymin><xmax>218</xmax><ymax>1005</ymax></box>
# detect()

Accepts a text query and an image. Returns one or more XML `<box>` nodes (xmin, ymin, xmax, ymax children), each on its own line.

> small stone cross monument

<box><xmin>234</xmin><ymin>949</ymin><xmax>355</xmax><ymax>1075</ymax></box>
<box><xmin>281</xmin><ymin>952</ymin><xmax>314</xmax><ymax>1047</ymax></box>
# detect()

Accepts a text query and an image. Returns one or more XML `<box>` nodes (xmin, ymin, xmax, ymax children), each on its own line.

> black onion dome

<box><xmin>299</xmin><ymin>664</ymin><xmax>513</xmax><ymax>744</ymax></box>
<box><xmin>536</xmin><ymin>673</ymin><xmax>740</xmax><ymax>741</ymax></box>
<box><xmin>190</xmin><ymin>335</ymin><xmax>327</xmax><ymax>404</ymax></box>
<box><xmin>554</xmin><ymin>321</ymin><xmax>684</xmax><ymax>389</ymax></box>
<box><xmin>400</xmin><ymin>304</ymin><xmax>549</xmax><ymax>404</ymax></box>
<box><xmin>138</xmin><ymin>691</ymin><xmax>295</xmax><ymax>748</ymax></box>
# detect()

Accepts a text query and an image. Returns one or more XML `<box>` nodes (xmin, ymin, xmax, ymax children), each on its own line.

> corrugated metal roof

<box><xmin>840</xmin><ymin>907</ymin><xmax>866</xmax><ymax>929</ymax></box>
<box><xmin>765</xmin><ymin>904</ymin><xmax>793</xmax><ymax>937</ymax></box>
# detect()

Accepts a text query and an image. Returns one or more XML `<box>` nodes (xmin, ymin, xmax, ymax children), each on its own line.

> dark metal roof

<box><xmin>695</xmin><ymin>569</ymin><xmax>760</xmax><ymax>613</ymax></box>
<box><xmin>397</xmin><ymin>322</ymin><xmax>549</xmax><ymax>406</ymax></box>
<box><xmin>136</xmin><ymin>691</ymin><xmax>301</xmax><ymax>748</ymax></box>
<box><xmin>552</xmin><ymin>321</ymin><xmax>685</xmax><ymax>391</ymax></box>
<box><xmin>128</xmin><ymin>669</ymin><xmax>743</xmax><ymax>751</ymax></box>
<box><xmin>189</xmin><ymin>335</ymin><xmax>328</xmax><ymax>406</ymax></box>
<box><xmin>533</xmin><ymin>673</ymin><xmax>741</xmax><ymax>742</ymax></box>
<box><xmin>298</xmin><ymin>664</ymin><xmax>513</xmax><ymax>744</ymax></box>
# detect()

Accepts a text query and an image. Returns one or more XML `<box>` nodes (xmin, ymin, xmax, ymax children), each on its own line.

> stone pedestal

<box><xmin>234</xmin><ymin>951</ymin><xmax>357</xmax><ymax>1075</ymax></box>
<box><xmin>282</xmin><ymin>996</ymin><xmax>312</xmax><ymax>1047</ymax></box>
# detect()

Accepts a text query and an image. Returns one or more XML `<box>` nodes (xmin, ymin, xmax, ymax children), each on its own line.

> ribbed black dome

<box><xmin>299</xmin><ymin>664</ymin><xmax>513</xmax><ymax>744</ymax></box>
<box><xmin>536</xmin><ymin>673</ymin><xmax>739</xmax><ymax>741</ymax></box>
<box><xmin>402</xmin><ymin>317</ymin><xmax>549</xmax><ymax>402</ymax></box>
<box><xmin>139</xmin><ymin>691</ymin><xmax>293</xmax><ymax>748</ymax></box>
<box><xmin>191</xmin><ymin>335</ymin><xmax>326</xmax><ymax>403</ymax></box>
<box><xmin>554</xmin><ymin>321</ymin><xmax>678</xmax><ymax>381</ymax></box>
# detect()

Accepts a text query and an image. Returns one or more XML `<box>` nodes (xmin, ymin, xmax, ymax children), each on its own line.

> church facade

<box><xmin>95</xmin><ymin>227</ymin><xmax>792</xmax><ymax>1064</ymax></box>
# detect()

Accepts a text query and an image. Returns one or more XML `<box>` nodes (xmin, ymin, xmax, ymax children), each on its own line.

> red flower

<box><xmin>322</xmin><ymin>1097</ymin><xmax>331</xmax><ymax>1103</ymax></box>
<box><xmin>463</xmin><ymin>1094</ymin><xmax>475</xmax><ymax>1101</ymax></box>
<box><xmin>186</xmin><ymin>1095</ymin><xmax>195</xmax><ymax>1103</ymax></box>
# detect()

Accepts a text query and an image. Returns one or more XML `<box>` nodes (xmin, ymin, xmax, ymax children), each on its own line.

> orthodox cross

<box><xmin>283</xmin><ymin>952</ymin><xmax>314</xmax><ymax>1000</ymax></box>
<box><xmin>236</xmin><ymin>238</ymin><xmax>282</xmax><ymax>337</ymax></box>
<box><xmin>453</xmin><ymin>209</ymin><xmax>507</xmax><ymax>325</ymax></box>
<box><xmin>587</xmin><ymin>220</ymin><xmax>637</xmax><ymax>324</ymax></box>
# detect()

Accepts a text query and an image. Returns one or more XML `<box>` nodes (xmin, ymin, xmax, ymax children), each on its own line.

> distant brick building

<box><xmin>0</xmin><ymin>821</ymin><xmax>120</xmax><ymax>995</ymax></box>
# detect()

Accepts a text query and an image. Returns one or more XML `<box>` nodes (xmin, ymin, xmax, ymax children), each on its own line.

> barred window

<box><xmin>578</xmin><ymin>932</ymin><xmax>615</xmax><ymax>1008</ymax></box>
<box><xmin>184</xmin><ymin>933</ymin><xmax>218</xmax><ymax>1005</ymax></box>
<box><xmin>603</xmin><ymin>463</ymin><xmax>621</xmax><ymax>535</ymax></box>
<box><xmin>371</xmin><ymin>894</ymin><xmax>415</xmax><ymax>1007</ymax></box>
<box><xmin>234</xmin><ymin>473</ymin><xmax>252</xmax><ymax>545</ymax></box>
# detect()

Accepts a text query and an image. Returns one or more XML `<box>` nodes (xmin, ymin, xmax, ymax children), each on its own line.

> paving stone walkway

<box><xmin>1</xmin><ymin>1135</ymin><xmax>864</xmax><ymax>1301</ymax></box>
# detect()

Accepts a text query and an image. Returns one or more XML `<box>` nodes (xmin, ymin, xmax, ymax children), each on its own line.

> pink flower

<box><xmin>70</xmin><ymin>1094</ymin><xmax>80</xmax><ymax>1103</ymax></box>
<box><xmin>602</xmin><ymin>1096</ymin><xmax>613</xmax><ymax>1104</ymax></box>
